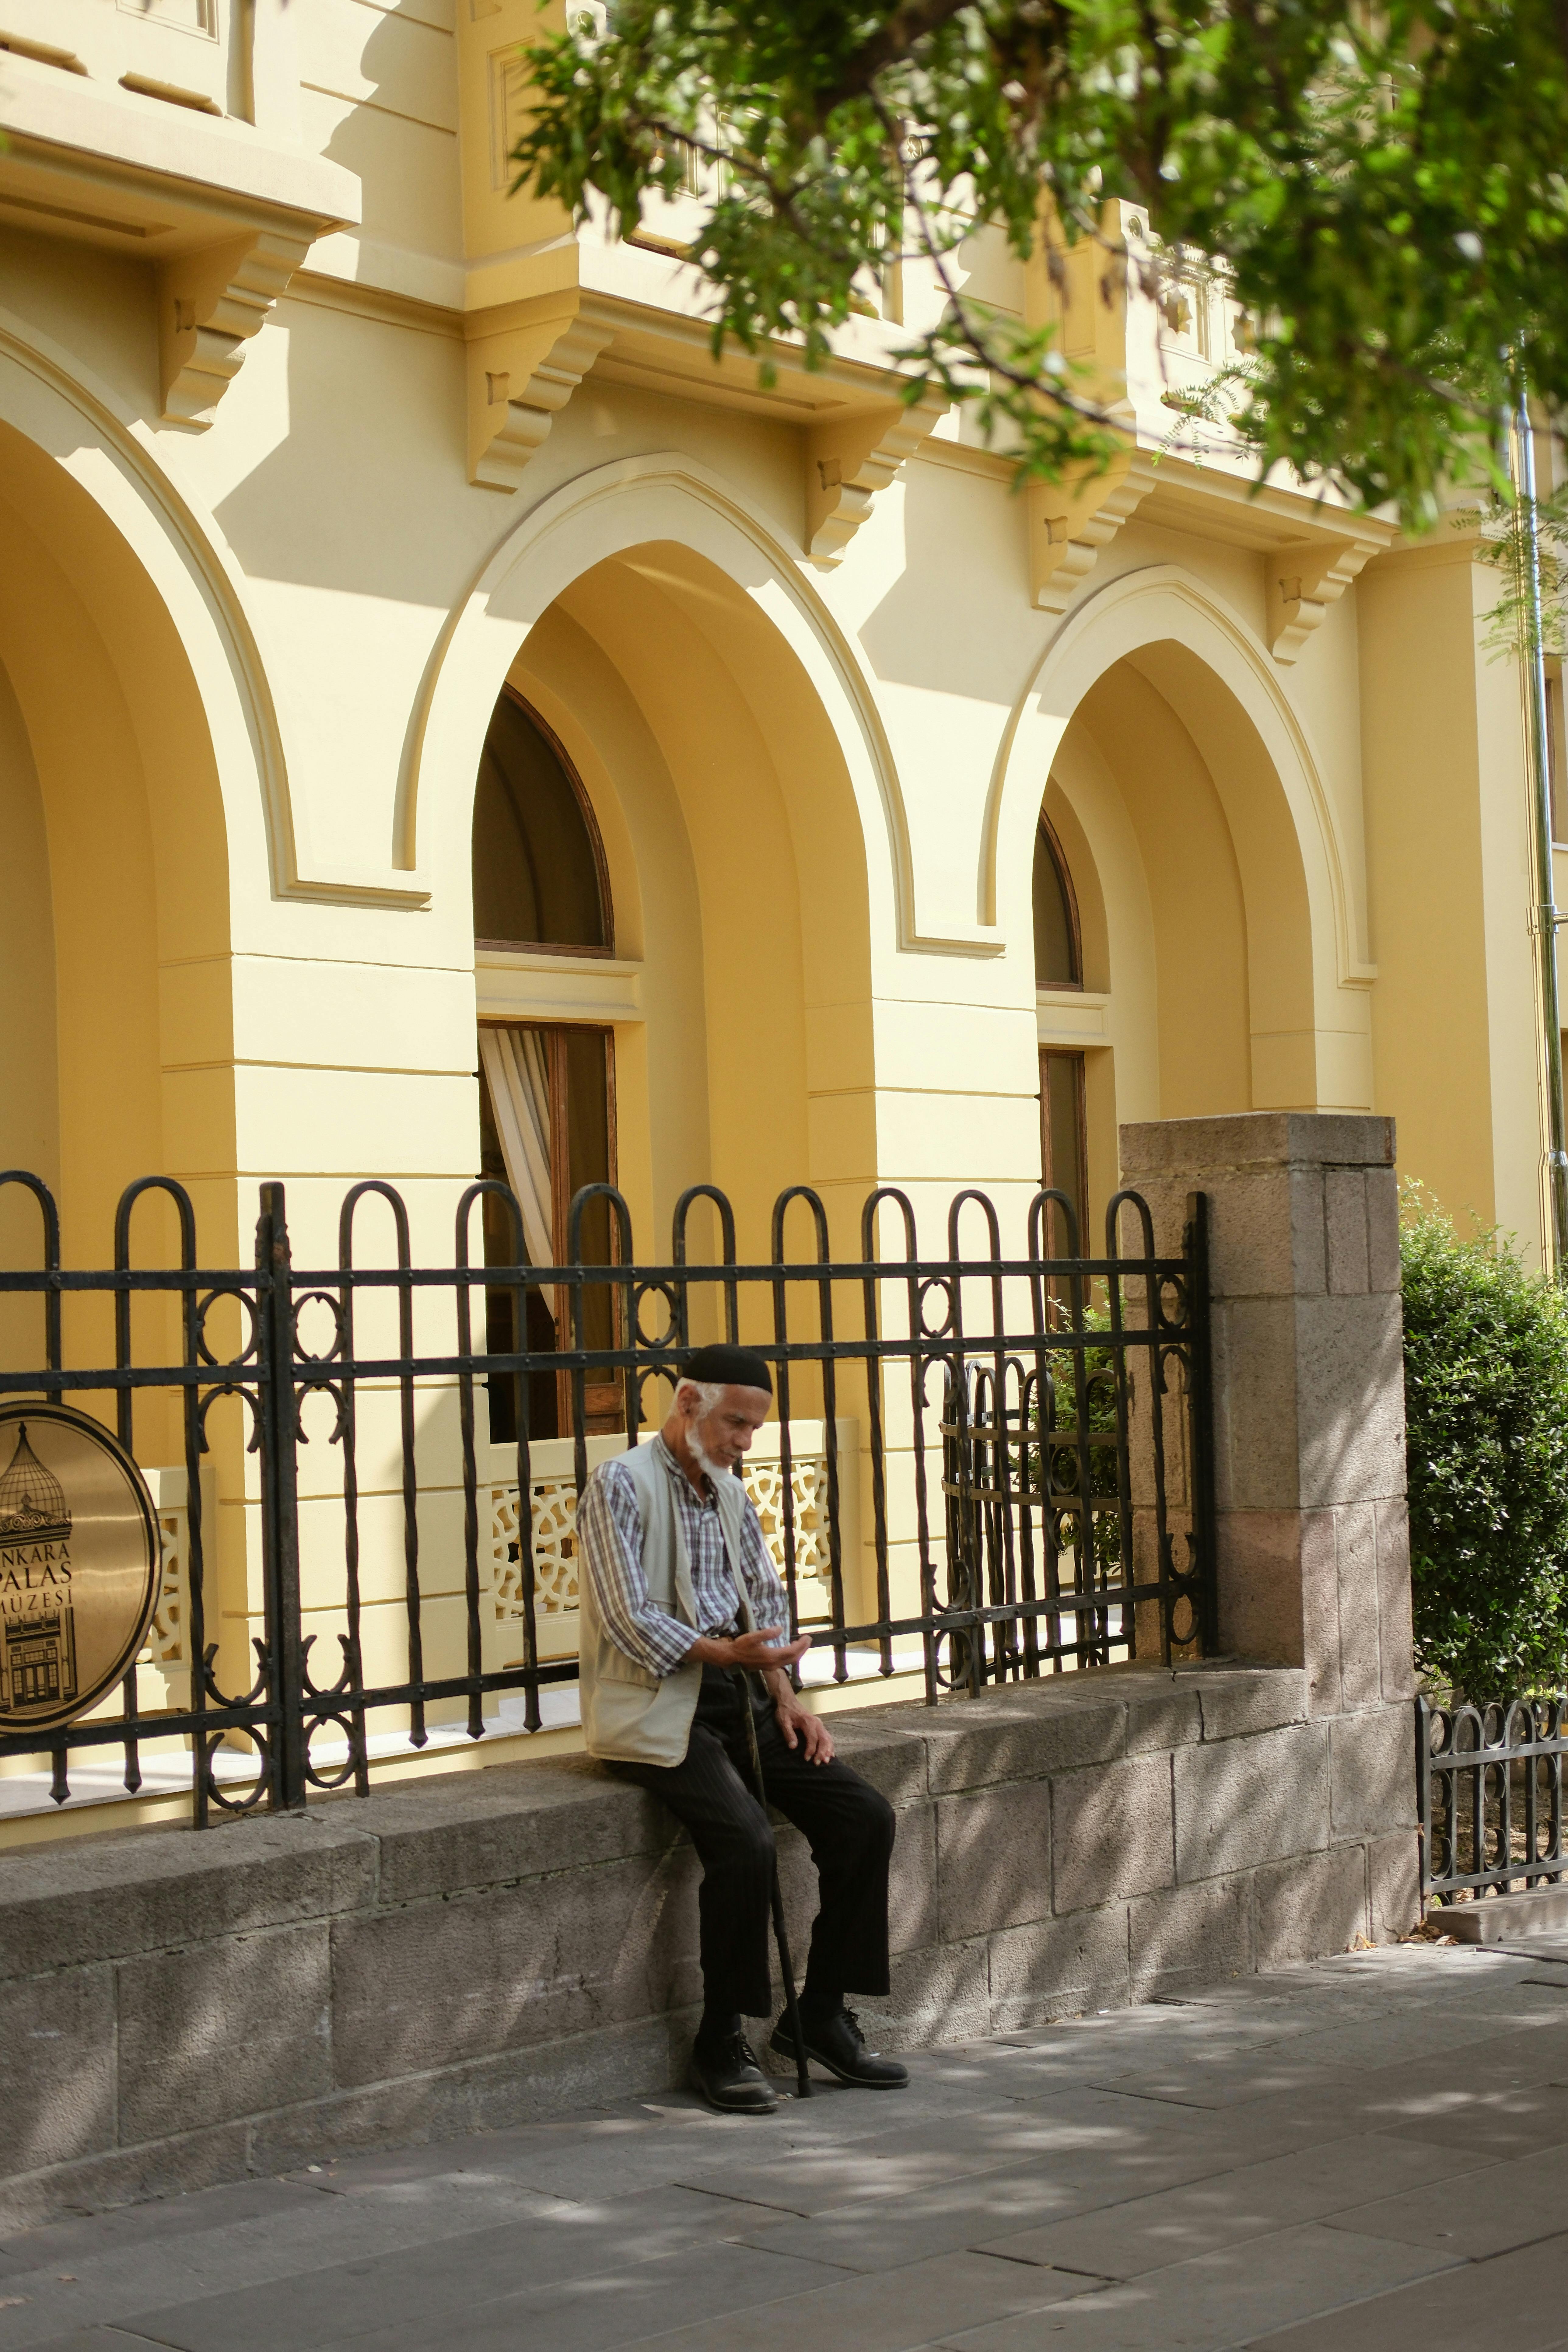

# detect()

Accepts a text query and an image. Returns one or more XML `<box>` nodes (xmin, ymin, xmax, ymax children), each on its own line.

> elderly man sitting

<box><xmin>576</xmin><ymin>1342</ymin><xmax>906</xmax><ymax>2115</ymax></box>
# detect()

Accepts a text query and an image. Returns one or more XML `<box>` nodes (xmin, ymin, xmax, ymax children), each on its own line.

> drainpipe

<box><xmin>1512</xmin><ymin>384</ymin><xmax>1568</xmax><ymax>1282</ymax></box>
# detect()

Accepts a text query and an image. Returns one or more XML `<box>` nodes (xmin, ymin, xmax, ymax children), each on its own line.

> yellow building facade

<box><xmin>0</xmin><ymin>0</ymin><xmax>1553</xmax><ymax>1828</ymax></box>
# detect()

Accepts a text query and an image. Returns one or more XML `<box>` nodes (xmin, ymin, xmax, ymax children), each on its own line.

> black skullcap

<box><xmin>681</xmin><ymin>1342</ymin><xmax>773</xmax><ymax>1394</ymax></box>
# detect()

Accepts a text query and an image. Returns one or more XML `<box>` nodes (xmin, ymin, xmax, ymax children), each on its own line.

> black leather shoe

<box><xmin>772</xmin><ymin>2004</ymin><xmax>908</xmax><ymax>2088</ymax></box>
<box><xmin>689</xmin><ymin>2031</ymin><xmax>779</xmax><ymax>2116</ymax></box>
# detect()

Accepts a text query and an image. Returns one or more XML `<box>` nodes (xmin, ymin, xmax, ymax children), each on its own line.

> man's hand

<box><xmin>775</xmin><ymin>1694</ymin><xmax>834</xmax><ymax>1764</ymax></box>
<box><xmin>690</xmin><ymin>1625</ymin><xmax>810</xmax><ymax>1674</ymax></box>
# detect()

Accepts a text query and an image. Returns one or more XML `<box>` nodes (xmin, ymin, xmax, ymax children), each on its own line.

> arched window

<box><xmin>471</xmin><ymin>688</ymin><xmax>610</xmax><ymax>952</ymax></box>
<box><xmin>1033</xmin><ymin>813</ymin><xmax>1081</xmax><ymax>990</ymax></box>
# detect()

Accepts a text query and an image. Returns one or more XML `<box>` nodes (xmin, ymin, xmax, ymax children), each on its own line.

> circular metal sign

<box><xmin>0</xmin><ymin>1403</ymin><xmax>160</xmax><ymax>1734</ymax></box>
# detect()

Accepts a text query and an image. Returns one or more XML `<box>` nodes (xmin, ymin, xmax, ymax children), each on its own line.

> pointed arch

<box><xmin>985</xmin><ymin>562</ymin><xmax>1376</xmax><ymax>1114</ymax></box>
<box><xmin>405</xmin><ymin>450</ymin><xmax>932</xmax><ymax>954</ymax></box>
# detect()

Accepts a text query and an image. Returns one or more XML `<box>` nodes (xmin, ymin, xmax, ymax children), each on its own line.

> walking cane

<box><xmin>739</xmin><ymin>1672</ymin><xmax>813</xmax><ymax>2100</ymax></box>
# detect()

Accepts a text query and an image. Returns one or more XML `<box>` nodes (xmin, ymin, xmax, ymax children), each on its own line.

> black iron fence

<box><xmin>1418</xmin><ymin>1693</ymin><xmax>1568</xmax><ymax>1904</ymax></box>
<box><xmin>0</xmin><ymin>1171</ymin><xmax>1215</xmax><ymax>1825</ymax></box>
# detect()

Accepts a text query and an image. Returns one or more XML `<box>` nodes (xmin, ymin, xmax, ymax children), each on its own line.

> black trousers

<box><xmin>612</xmin><ymin>1665</ymin><xmax>895</xmax><ymax>2020</ymax></box>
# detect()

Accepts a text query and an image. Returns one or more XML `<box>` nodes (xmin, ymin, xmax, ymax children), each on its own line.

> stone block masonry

<box><xmin>1120</xmin><ymin>1112</ymin><xmax>1413</xmax><ymax>1721</ymax></box>
<box><xmin>0</xmin><ymin>1656</ymin><xmax>1418</xmax><ymax>2232</ymax></box>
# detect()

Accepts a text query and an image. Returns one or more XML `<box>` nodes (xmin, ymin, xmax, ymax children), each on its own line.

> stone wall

<box><xmin>0</xmin><ymin>1657</ymin><xmax>1417</xmax><ymax>2233</ymax></box>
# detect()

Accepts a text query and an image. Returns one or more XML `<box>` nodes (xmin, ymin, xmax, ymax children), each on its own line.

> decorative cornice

<box><xmin>805</xmin><ymin>396</ymin><xmax>947</xmax><ymax>563</ymax></box>
<box><xmin>159</xmin><ymin>229</ymin><xmax>310</xmax><ymax>428</ymax></box>
<box><xmin>465</xmin><ymin>294</ymin><xmax>614</xmax><ymax>491</ymax></box>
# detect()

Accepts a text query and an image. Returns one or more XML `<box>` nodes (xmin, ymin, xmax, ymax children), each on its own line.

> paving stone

<box><xmin>0</xmin><ymin>2180</ymin><xmax>577</xmax><ymax>2345</ymax></box>
<box><xmin>616</xmin><ymin>2248</ymin><xmax>1106</xmax><ymax>2352</ymax></box>
<box><xmin>61</xmin><ymin>2185</ymin><xmax>777</xmax><ymax>2352</ymax></box>
<box><xmin>0</xmin><ymin>2335</ymin><xmax>152</xmax><ymax>2351</ymax></box>
<box><xmin>1083</xmin><ymin>2050</ymin><xmax>1366</xmax><ymax>2111</ymax></box>
<box><xmin>730</xmin><ymin>2133</ymin><xmax>1266</xmax><ymax>2277</ymax></box>
<box><xmin>932</xmin><ymin>2222</ymin><xmax>1459</xmax><ymax>2351</ymax></box>
<box><xmin>1246</xmin><ymin>2228</ymin><xmax>1568</xmax><ymax>2350</ymax></box>
<box><xmin>668</xmin><ymin>2132</ymin><xmax>1014</xmax><ymax>2220</ymax></box>
<box><xmin>975</xmin><ymin>2130</ymin><xmax>1478</xmax><ymax>2276</ymax></box>
<box><xmin>1252</xmin><ymin>1995</ymin><xmax>1568</xmax><ymax>2074</ymax></box>
<box><xmin>0</xmin><ymin>2179</ymin><xmax>324</xmax><ymax>2276</ymax></box>
<box><xmin>306</xmin><ymin>2241</ymin><xmax>850</xmax><ymax>2352</ymax></box>
<box><xmin>1321</xmin><ymin>2143</ymin><xmax>1568</xmax><ymax>2260</ymax></box>
<box><xmin>1205</xmin><ymin>2066</ymin><xmax>1568</xmax><ymax>2165</ymax></box>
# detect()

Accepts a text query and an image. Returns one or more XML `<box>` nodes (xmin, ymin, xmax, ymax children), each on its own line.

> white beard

<box><xmin>689</xmin><ymin>1427</ymin><xmax>733</xmax><ymax>1484</ymax></box>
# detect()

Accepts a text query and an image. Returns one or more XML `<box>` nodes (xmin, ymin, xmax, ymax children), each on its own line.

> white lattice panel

<box><xmin>134</xmin><ymin>1466</ymin><xmax>212</xmax><ymax>1708</ymax></box>
<box><xmin>742</xmin><ymin>1453</ymin><xmax>835</xmax><ymax>1585</ymax></box>
<box><xmin>487</xmin><ymin>1475</ymin><xmax>581</xmax><ymax>1620</ymax></box>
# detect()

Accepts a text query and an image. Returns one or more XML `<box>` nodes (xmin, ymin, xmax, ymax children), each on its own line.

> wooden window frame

<box><xmin>1035</xmin><ymin>809</ymin><xmax>1084</xmax><ymax>994</ymax></box>
<box><xmin>478</xmin><ymin>1018</ymin><xmax>621</xmax><ymax>1436</ymax></box>
<box><xmin>473</xmin><ymin>687</ymin><xmax>616</xmax><ymax>960</ymax></box>
<box><xmin>1039</xmin><ymin>1045</ymin><xmax>1089</xmax><ymax>1251</ymax></box>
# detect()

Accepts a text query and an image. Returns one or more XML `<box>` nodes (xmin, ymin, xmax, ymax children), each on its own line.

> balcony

<box><xmin>1021</xmin><ymin>201</ymin><xmax>1393</xmax><ymax>636</ymax></box>
<box><xmin>0</xmin><ymin>0</ymin><xmax>358</xmax><ymax>424</ymax></box>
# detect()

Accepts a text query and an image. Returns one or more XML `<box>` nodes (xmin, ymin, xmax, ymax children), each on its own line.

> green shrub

<box><xmin>1401</xmin><ymin>1190</ymin><xmax>1568</xmax><ymax>1700</ymax></box>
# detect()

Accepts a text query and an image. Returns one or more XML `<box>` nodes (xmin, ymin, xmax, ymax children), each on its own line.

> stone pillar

<box><xmin>1119</xmin><ymin>1112</ymin><xmax>1419</xmax><ymax>1937</ymax></box>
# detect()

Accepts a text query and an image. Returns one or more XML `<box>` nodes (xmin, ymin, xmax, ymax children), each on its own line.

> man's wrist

<box><xmin>688</xmin><ymin>1633</ymin><xmax>732</xmax><ymax>1667</ymax></box>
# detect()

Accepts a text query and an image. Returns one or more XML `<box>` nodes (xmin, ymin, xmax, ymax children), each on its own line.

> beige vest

<box><xmin>578</xmin><ymin>1439</ymin><xmax>757</xmax><ymax>1766</ymax></box>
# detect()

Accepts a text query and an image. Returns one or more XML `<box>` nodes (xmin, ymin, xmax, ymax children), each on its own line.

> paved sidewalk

<box><xmin>6</xmin><ymin>1941</ymin><xmax>1568</xmax><ymax>2352</ymax></box>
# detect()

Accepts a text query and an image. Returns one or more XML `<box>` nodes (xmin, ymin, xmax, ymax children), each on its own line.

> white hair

<box><xmin>676</xmin><ymin>1378</ymin><xmax>732</xmax><ymax>1482</ymax></box>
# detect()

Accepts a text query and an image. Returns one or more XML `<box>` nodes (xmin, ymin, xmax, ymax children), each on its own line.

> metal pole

<box><xmin>1512</xmin><ymin>383</ymin><xmax>1568</xmax><ymax>1281</ymax></box>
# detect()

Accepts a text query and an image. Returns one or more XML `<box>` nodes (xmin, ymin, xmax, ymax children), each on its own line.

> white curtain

<box><xmin>478</xmin><ymin>1026</ymin><xmax>554</xmax><ymax>1270</ymax></box>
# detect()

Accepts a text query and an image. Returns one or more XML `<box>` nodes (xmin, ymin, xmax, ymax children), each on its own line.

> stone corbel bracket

<box><xmin>806</xmin><ymin>396</ymin><xmax>946</xmax><ymax>563</ymax></box>
<box><xmin>466</xmin><ymin>295</ymin><xmax>614</xmax><ymax>492</ymax></box>
<box><xmin>159</xmin><ymin>230</ymin><xmax>312</xmax><ymax>428</ymax></box>
<box><xmin>1027</xmin><ymin>450</ymin><xmax>1148</xmax><ymax>614</ymax></box>
<box><xmin>1267</xmin><ymin>537</ymin><xmax>1373</xmax><ymax>663</ymax></box>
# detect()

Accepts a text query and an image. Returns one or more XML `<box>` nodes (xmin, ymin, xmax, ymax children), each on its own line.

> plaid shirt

<box><xmin>577</xmin><ymin>1436</ymin><xmax>788</xmax><ymax>1677</ymax></box>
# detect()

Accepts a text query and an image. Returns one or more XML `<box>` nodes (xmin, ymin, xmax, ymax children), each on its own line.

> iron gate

<box><xmin>0</xmin><ymin>1171</ymin><xmax>1215</xmax><ymax>1824</ymax></box>
<box><xmin>1418</xmin><ymin>1693</ymin><xmax>1568</xmax><ymax>1903</ymax></box>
